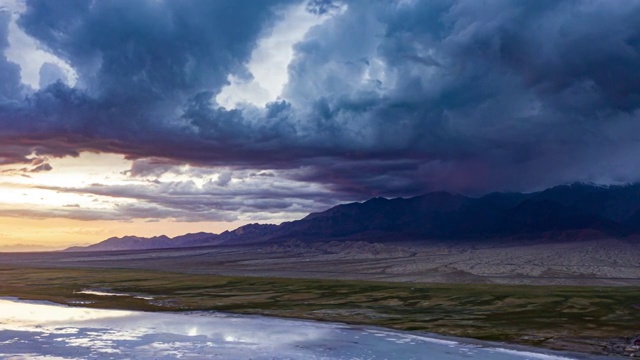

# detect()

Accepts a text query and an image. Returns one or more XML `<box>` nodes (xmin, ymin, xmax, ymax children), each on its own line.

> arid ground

<box><xmin>3</xmin><ymin>238</ymin><xmax>639</xmax><ymax>286</ymax></box>
<box><xmin>1</xmin><ymin>238</ymin><xmax>639</xmax><ymax>357</ymax></box>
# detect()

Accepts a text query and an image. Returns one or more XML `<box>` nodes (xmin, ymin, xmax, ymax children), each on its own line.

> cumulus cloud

<box><xmin>1</xmin><ymin>0</ymin><xmax>639</xmax><ymax>220</ymax></box>
<box><xmin>38</xmin><ymin>62</ymin><xmax>68</xmax><ymax>88</ymax></box>
<box><xmin>0</xmin><ymin>11</ymin><xmax>24</xmax><ymax>102</ymax></box>
<box><xmin>29</xmin><ymin>166</ymin><xmax>342</xmax><ymax>222</ymax></box>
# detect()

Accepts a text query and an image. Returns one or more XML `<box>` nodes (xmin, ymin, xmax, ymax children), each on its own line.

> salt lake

<box><xmin>0</xmin><ymin>298</ymin><xmax>611</xmax><ymax>359</ymax></box>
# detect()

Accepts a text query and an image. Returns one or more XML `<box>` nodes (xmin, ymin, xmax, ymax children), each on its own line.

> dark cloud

<box><xmin>19</xmin><ymin>0</ymin><xmax>298</xmax><ymax>100</ymax></box>
<box><xmin>0</xmin><ymin>207</ymin><xmax>128</xmax><ymax>221</ymax></box>
<box><xmin>38</xmin><ymin>62</ymin><xmax>68</xmax><ymax>88</ymax></box>
<box><xmin>28</xmin><ymin>170</ymin><xmax>341</xmax><ymax>222</ymax></box>
<box><xmin>1</xmin><ymin>0</ymin><xmax>639</xmax><ymax>211</ymax></box>
<box><xmin>0</xmin><ymin>11</ymin><xmax>24</xmax><ymax>103</ymax></box>
<box><xmin>29</xmin><ymin>162</ymin><xmax>52</xmax><ymax>172</ymax></box>
<box><xmin>281</xmin><ymin>0</ymin><xmax>640</xmax><ymax>194</ymax></box>
<box><xmin>306</xmin><ymin>0</ymin><xmax>342</xmax><ymax>15</ymax></box>
<box><xmin>0</xmin><ymin>153</ymin><xmax>52</xmax><ymax>174</ymax></box>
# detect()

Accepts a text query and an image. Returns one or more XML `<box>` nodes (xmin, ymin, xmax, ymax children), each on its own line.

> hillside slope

<box><xmin>66</xmin><ymin>183</ymin><xmax>640</xmax><ymax>252</ymax></box>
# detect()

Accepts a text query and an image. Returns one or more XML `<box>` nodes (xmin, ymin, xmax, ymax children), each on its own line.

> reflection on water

<box><xmin>0</xmin><ymin>298</ymin><xmax>133</xmax><ymax>326</ymax></box>
<box><xmin>0</xmin><ymin>298</ymin><xmax>604</xmax><ymax>360</ymax></box>
<box><xmin>75</xmin><ymin>289</ymin><xmax>154</xmax><ymax>300</ymax></box>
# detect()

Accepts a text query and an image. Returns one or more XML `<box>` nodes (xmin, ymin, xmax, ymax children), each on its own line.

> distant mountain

<box><xmin>269</xmin><ymin>186</ymin><xmax>625</xmax><ymax>241</ymax></box>
<box><xmin>65</xmin><ymin>183</ymin><xmax>640</xmax><ymax>252</ymax></box>
<box><xmin>65</xmin><ymin>235</ymin><xmax>175</xmax><ymax>252</ymax></box>
<box><xmin>214</xmin><ymin>223</ymin><xmax>279</xmax><ymax>245</ymax></box>
<box><xmin>64</xmin><ymin>224</ymin><xmax>278</xmax><ymax>252</ymax></box>
<box><xmin>172</xmin><ymin>232</ymin><xmax>219</xmax><ymax>246</ymax></box>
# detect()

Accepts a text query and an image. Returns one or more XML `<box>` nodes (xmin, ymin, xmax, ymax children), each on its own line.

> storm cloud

<box><xmin>2</xmin><ymin>0</ymin><xmax>640</xmax><ymax>210</ymax></box>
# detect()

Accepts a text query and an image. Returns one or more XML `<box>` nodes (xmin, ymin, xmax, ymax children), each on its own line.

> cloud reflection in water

<box><xmin>0</xmin><ymin>298</ymin><xmax>594</xmax><ymax>359</ymax></box>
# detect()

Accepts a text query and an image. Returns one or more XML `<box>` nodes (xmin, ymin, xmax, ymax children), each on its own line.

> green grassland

<box><xmin>0</xmin><ymin>266</ymin><xmax>638</xmax><ymax>355</ymax></box>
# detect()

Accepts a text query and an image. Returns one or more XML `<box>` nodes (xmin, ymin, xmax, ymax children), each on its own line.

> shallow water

<box><xmin>0</xmin><ymin>298</ymin><xmax>610</xmax><ymax>359</ymax></box>
<box><xmin>75</xmin><ymin>289</ymin><xmax>154</xmax><ymax>300</ymax></box>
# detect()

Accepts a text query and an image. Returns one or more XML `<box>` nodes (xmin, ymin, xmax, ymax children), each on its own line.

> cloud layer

<box><xmin>1</xmin><ymin>0</ymin><xmax>640</xmax><ymax>222</ymax></box>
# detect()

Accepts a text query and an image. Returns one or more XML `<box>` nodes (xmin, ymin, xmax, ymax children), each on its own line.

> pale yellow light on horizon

<box><xmin>0</xmin><ymin>152</ymin><xmax>296</xmax><ymax>251</ymax></box>
<box><xmin>0</xmin><ymin>216</ymin><xmax>250</xmax><ymax>252</ymax></box>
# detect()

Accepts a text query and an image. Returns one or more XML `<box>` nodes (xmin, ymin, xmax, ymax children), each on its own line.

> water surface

<box><xmin>0</xmin><ymin>298</ymin><xmax>609</xmax><ymax>359</ymax></box>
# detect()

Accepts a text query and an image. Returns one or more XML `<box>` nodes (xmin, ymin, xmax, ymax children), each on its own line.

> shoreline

<box><xmin>0</xmin><ymin>266</ymin><xmax>638</xmax><ymax>357</ymax></box>
<box><xmin>0</xmin><ymin>296</ymin><xmax>611</xmax><ymax>359</ymax></box>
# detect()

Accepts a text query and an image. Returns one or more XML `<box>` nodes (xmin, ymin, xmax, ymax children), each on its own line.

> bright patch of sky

<box><xmin>1</xmin><ymin>0</ymin><xmax>78</xmax><ymax>89</ymax></box>
<box><xmin>8</xmin><ymin>153</ymin><xmax>132</xmax><ymax>188</ymax></box>
<box><xmin>0</xmin><ymin>153</ymin><xmax>135</xmax><ymax>213</ymax></box>
<box><xmin>0</xmin><ymin>152</ymin><xmax>333</xmax><ymax>226</ymax></box>
<box><xmin>215</xmin><ymin>2</ymin><xmax>341</xmax><ymax>109</ymax></box>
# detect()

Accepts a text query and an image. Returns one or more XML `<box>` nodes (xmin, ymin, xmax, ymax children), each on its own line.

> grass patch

<box><xmin>0</xmin><ymin>265</ymin><xmax>638</xmax><ymax>353</ymax></box>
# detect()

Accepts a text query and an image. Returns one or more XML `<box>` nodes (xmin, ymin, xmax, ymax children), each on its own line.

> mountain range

<box><xmin>65</xmin><ymin>183</ymin><xmax>640</xmax><ymax>252</ymax></box>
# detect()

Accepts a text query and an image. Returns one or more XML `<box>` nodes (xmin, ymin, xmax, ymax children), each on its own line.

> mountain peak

<box><xmin>67</xmin><ymin>183</ymin><xmax>640</xmax><ymax>252</ymax></box>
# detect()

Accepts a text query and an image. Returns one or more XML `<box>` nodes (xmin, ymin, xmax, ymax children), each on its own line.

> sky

<box><xmin>0</xmin><ymin>0</ymin><xmax>639</xmax><ymax>250</ymax></box>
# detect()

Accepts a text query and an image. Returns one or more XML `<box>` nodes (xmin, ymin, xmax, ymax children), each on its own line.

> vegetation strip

<box><xmin>0</xmin><ymin>266</ymin><xmax>638</xmax><ymax>356</ymax></box>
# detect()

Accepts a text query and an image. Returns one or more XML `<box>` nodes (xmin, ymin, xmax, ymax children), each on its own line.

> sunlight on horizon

<box><xmin>0</xmin><ymin>216</ymin><xmax>250</xmax><ymax>251</ymax></box>
<box><xmin>0</xmin><ymin>152</ymin><xmax>252</xmax><ymax>249</ymax></box>
<box><xmin>0</xmin><ymin>153</ymin><xmax>138</xmax><ymax>214</ymax></box>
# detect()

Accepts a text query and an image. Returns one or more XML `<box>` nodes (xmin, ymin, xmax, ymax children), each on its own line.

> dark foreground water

<box><xmin>0</xmin><ymin>298</ymin><xmax>612</xmax><ymax>359</ymax></box>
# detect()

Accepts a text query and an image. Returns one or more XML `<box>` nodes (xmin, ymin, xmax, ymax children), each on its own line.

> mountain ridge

<box><xmin>65</xmin><ymin>182</ymin><xmax>640</xmax><ymax>252</ymax></box>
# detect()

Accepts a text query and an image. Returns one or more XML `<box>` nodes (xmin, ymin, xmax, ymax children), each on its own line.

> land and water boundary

<box><xmin>0</xmin><ymin>265</ymin><xmax>638</xmax><ymax>358</ymax></box>
<box><xmin>1</xmin><ymin>235</ymin><xmax>639</xmax><ymax>357</ymax></box>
